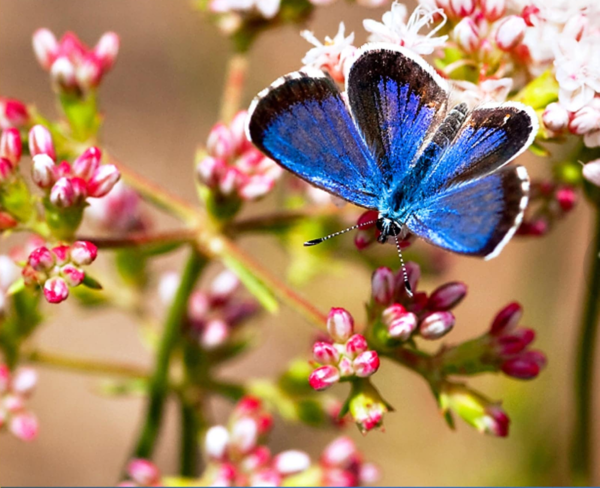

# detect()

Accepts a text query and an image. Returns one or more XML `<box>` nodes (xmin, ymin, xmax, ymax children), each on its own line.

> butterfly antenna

<box><xmin>304</xmin><ymin>220</ymin><xmax>377</xmax><ymax>247</ymax></box>
<box><xmin>394</xmin><ymin>235</ymin><xmax>413</xmax><ymax>298</ymax></box>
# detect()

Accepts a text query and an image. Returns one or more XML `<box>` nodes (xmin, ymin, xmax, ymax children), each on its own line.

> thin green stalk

<box><xmin>131</xmin><ymin>249</ymin><xmax>206</xmax><ymax>460</ymax></box>
<box><xmin>571</xmin><ymin>208</ymin><xmax>600</xmax><ymax>486</ymax></box>
<box><xmin>180</xmin><ymin>400</ymin><xmax>201</xmax><ymax>477</ymax></box>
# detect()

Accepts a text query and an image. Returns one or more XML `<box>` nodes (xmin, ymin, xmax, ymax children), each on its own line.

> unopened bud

<box><xmin>87</xmin><ymin>164</ymin><xmax>120</xmax><ymax>198</ymax></box>
<box><xmin>420</xmin><ymin>311</ymin><xmax>455</xmax><ymax>339</ymax></box>
<box><xmin>371</xmin><ymin>267</ymin><xmax>395</xmax><ymax>305</ymax></box>
<box><xmin>495</xmin><ymin>16</ymin><xmax>526</xmax><ymax>51</ymax></box>
<box><xmin>0</xmin><ymin>128</ymin><xmax>22</xmax><ymax>166</ymax></box>
<box><xmin>454</xmin><ymin>18</ymin><xmax>480</xmax><ymax>53</ymax></box>
<box><xmin>428</xmin><ymin>282</ymin><xmax>467</xmax><ymax>310</ymax></box>
<box><xmin>29</xmin><ymin>125</ymin><xmax>55</xmax><ymax>161</ymax></box>
<box><xmin>490</xmin><ymin>302</ymin><xmax>522</xmax><ymax>335</ymax></box>
<box><xmin>542</xmin><ymin>103</ymin><xmax>570</xmax><ymax>132</ymax></box>
<box><xmin>327</xmin><ymin>307</ymin><xmax>354</xmax><ymax>342</ymax></box>
<box><xmin>309</xmin><ymin>365</ymin><xmax>340</xmax><ymax>391</ymax></box>
<box><xmin>32</xmin><ymin>28</ymin><xmax>59</xmax><ymax>70</ymax></box>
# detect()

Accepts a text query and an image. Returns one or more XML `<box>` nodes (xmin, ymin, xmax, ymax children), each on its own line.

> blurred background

<box><xmin>0</xmin><ymin>0</ymin><xmax>596</xmax><ymax>485</ymax></box>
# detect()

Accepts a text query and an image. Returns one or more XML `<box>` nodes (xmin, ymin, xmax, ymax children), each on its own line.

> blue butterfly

<box><xmin>246</xmin><ymin>44</ymin><xmax>537</xmax><ymax>289</ymax></box>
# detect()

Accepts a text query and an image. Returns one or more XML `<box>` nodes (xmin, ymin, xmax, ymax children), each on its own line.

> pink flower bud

<box><xmin>205</xmin><ymin>425</ymin><xmax>230</xmax><ymax>460</ymax></box>
<box><xmin>273</xmin><ymin>450</ymin><xmax>311</xmax><ymax>475</ymax></box>
<box><xmin>501</xmin><ymin>352</ymin><xmax>544</xmax><ymax>379</ymax></box>
<box><xmin>570</xmin><ymin>106</ymin><xmax>600</xmax><ymax>135</ymax></box>
<box><xmin>28</xmin><ymin>125</ymin><xmax>55</xmax><ymax>161</ymax></box>
<box><xmin>327</xmin><ymin>307</ymin><xmax>354</xmax><ymax>342</ymax></box>
<box><xmin>87</xmin><ymin>164</ymin><xmax>120</xmax><ymax>198</ymax></box>
<box><xmin>76</xmin><ymin>55</ymin><xmax>103</xmax><ymax>90</ymax></box>
<box><xmin>404</xmin><ymin>261</ymin><xmax>421</xmax><ymax>294</ymax></box>
<box><xmin>354</xmin><ymin>229</ymin><xmax>374</xmax><ymax>250</ymax></box>
<box><xmin>309</xmin><ymin>365</ymin><xmax>340</xmax><ymax>390</ymax></box>
<box><xmin>371</xmin><ymin>267</ymin><xmax>395</xmax><ymax>305</ymax></box>
<box><xmin>0</xmin><ymin>158</ymin><xmax>13</xmax><ymax>182</ymax></box>
<box><xmin>0</xmin><ymin>99</ymin><xmax>29</xmax><ymax>129</ymax></box>
<box><xmin>490</xmin><ymin>302</ymin><xmax>522</xmax><ymax>335</ymax></box>
<box><xmin>127</xmin><ymin>459</ymin><xmax>161</xmax><ymax>486</ymax></box>
<box><xmin>454</xmin><ymin>18</ymin><xmax>480</xmax><ymax>53</ymax></box>
<box><xmin>52</xmin><ymin>245</ymin><xmax>71</xmax><ymax>265</ymax></box>
<box><xmin>241</xmin><ymin>445</ymin><xmax>271</xmax><ymax>472</ymax></box>
<box><xmin>238</xmin><ymin>175</ymin><xmax>275</xmax><ymax>200</ymax></box>
<box><xmin>360</xmin><ymin>463</ymin><xmax>381</xmax><ymax>484</ymax></box>
<box><xmin>209</xmin><ymin>270</ymin><xmax>239</xmax><ymax>304</ymax></box>
<box><xmin>207</xmin><ymin>122</ymin><xmax>235</xmax><ymax>159</ymax></box>
<box><xmin>230</xmin><ymin>111</ymin><xmax>251</xmax><ymax>153</ymax></box>
<box><xmin>496</xmin><ymin>327</ymin><xmax>535</xmax><ymax>355</ymax></box>
<box><xmin>338</xmin><ymin>356</ymin><xmax>354</xmax><ymax>377</ymax></box>
<box><xmin>0</xmin><ymin>364</ymin><xmax>10</xmax><ymax>393</ymax></box>
<box><xmin>11</xmin><ymin>367</ymin><xmax>37</xmax><ymax>396</ymax></box>
<box><xmin>188</xmin><ymin>291</ymin><xmax>209</xmax><ymax>320</ymax></box>
<box><xmin>196</xmin><ymin>156</ymin><xmax>225</xmax><ymax>188</ymax></box>
<box><xmin>70</xmin><ymin>241</ymin><xmax>98</xmax><ymax>266</ymax></box>
<box><xmin>583</xmin><ymin>160</ymin><xmax>600</xmax><ymax>187</ymax></box>
<box><xmin>251</xmin><ymin>469</ymin><xmax>281</xmax><ymax>487</ymax></box>
<box><xmin>428</xmin><ymin>282</ymin><xmax>467</xmax><ymax>310</ymax></box>
<box><xmin>419</xmin><ymin>311</ymin><xmax>455</xmax><ymax>339</ymax></box>
<box><xmin>32</xmin><ymin>28</ymin><xmax>59</xmax><ymax>70</ymax></box>
<box><xmin>28</xmin><ymin>246</ymin><xmax>55</xmax><ymax>272</ymax></box>
<box><xmin>50</xmin><ymin>177</ymin><xmax>76</xmax><ymax>208</ymax></box>
<box><xmin>542</xmin><ymin>103</ymin><xmax>570</xmax><ymax>132</ymax></box>
<box><xmin>345</xmin><ymin>334</ymin><xmax>368</xmax><ymax>358</ymax></box>
<box><xmin>70</xmin><ymin>177</ymin><xmax>88</xmax><ymax>205</ymax></box>
<box><xmin>495</xmin><ymin>16</ymin><xmax>526</xmax><ymax>51</ymax></box>
<box><xmin>22</xmin><ymin>265</ymin><xmax>40</xmax><ymax>287</ymax></box>
<box><xmin>481</xmin><ymin>404</ymin><xmax>510</xmax><ymax>437</ymax></box>
<box><xmin>353</xmin><ymin>350</ymin><xmax>380</xmax><ymax>377</ymax></box>
<box><xmin>384</xmin><ymin>306</ymin><xmax>417</xmax><ymax>341</ymax></box>
<box><xmin>43</xmin><ymin>277</ymin><xmax>69</xmax><ymax>304</ymax></box>
<box><xmin>218</xmin><ymin>166</ymin><xmax>243</xmax><ymax>195</ymax></box>
<box><xmin>563</xmin><ymin>14</ymin><xmax>587</xmax><ymax>42</ymax></box>
<box><xmin>31</xmin><ymin>154</ymin><xmax>57</xmax><ymax>189</ymax></box>
<box><xmin>480</xmin><ymin>0</ymin><xmax>505</xmax><ymax>21</ymax></box>
<box><xmin>449</xmin><ymin>0</ymin><xmax>475</xmax><ymax>17</ymax></box>
<box><xmin>72</xmin><ymin>147</ymin><xmax>101</xmax><ymax>180</ymax></box>
<box><xmin>50</xmin><ymin>56</ymin><xmax>78</xmax><ymax>91</ymax></box>
<box><xmin>9</xmin><ymin>412</ymin><xmax>39</xmax><ymax>441</ymax></box>
<box><xmin>60</xmin><ymin>264</ymin><xmax>85</xmax><ymax>287</ymax></box>
<box><xmin>313</xmin><ymin>341</ymin><xmax>340</xmax><ymax>365</ymax></box>
<box><xmin>0</xmin><ymin>128</ymin><xmax>21</xmax><ymax>166</ymax></box>
<box><xmin>94</xmin><ymin>32</ymin><xmax>120</xmax><ymax>71</ymax></box>
<box><xmin>201</xmin><ymin>319</ymin><xmax>229</xmax><ymax>349</ymax></box>
<box><xmin>556</xmin><ymin>186</ymin><xmax>577</xmax><ymax>212</ymax></box>
<box><xmin>4</xmin><ymin>393</ymin><xmax>25</xmax><ymax>412</ymax></box>
<box><xmin>234</xmin><ymin>395</ymin><xmax>262</xmax><ymax>417</ymax></box>
<box><xmin>230</xmin><ymin>416</ymin><xmax>258</xmax><ymax>454</ymax></box>
<box><xmin>321</xmin><ymin>436</ymin><xmax>357</xmax><ymax>467</ymax></box>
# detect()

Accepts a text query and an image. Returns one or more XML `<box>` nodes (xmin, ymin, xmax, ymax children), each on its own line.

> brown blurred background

<box><xmin>0</xmin><ymin>0</ymin><xmax>597</xmax><ymax>485</ymax></box>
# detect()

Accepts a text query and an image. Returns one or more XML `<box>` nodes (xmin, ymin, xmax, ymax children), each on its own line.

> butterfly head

<box><xmin>376</xmin><ymin>216</ymin><xmax>403</xmax><ymax>244</ymax></box>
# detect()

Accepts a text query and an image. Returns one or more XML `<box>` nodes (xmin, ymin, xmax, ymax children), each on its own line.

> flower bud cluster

<box><xmin>439</xmin><ymin>382</ymin><xmax>510</xmax><ymax>437</ymax></box>
<box><xmin>488</xmin><ymin>302</ymin><xmax>547</xmax><ymax>379</ymax></box>
<box><xmin>516</xmin><ymin>180</ymin><xmax>577</xmax><ymax>237</ymax></box>
<box><xmin>196</xmin><ymin>111</ymin><xmax>282</xmax><ymax>202</ymax></box>
<box><xmin>119</xmin><ymin>459</ymin><xmax>162</xmax><ymax>487</ymax></box>
<box><xmin>0</xmin><ymin>364</ymin><xmax>39</xmax><ymax>441</ymax></box>
<box><xmin>309</xmin><ymin>308</ymin><xmax>380</xmax><ymax>391</ymax></box>
<box><xmin>354</xmin><ymin>210</ymin><xmax>413</xmax><ymax>250</ymax></box>
<box><xmin>371</xmin><ymin>263</ymin><xmax>466</xmax><ymax>342</ymax></box>
<box><xmin>0</xmin><ymin>98</ymin><xmax>30</xmax><ymax>130</ymax></box>
<box><xmin>22</xmin><ymin>241</ymin><xmax>98</xmax><ymax>304</ymax></box>
<box><xmin>182</xmin><ymin>270</ymin><xmax>258</xmax><ymax>350</ymax></box>
<box><xmin>319</xmin><ymin>436</ymin><xmax>380</xmax><ymax>486</ymax></box>
<box><xmin>204</xmin><ymin>396</ymin><xmax>311</xmax><ymax>486</ymax></box>
<box><xmin>32</xmin><ymin>29</ymin><xmax>119</xmax><ymax>94</ymax></box>
<box><xmin>543</xmin><ymin>99</ymin><xmax>600</xmax><ymax>149</ymax></box>
<box><xmin>0</xmin><ymin>128</ymin><xmax>23</xmax><ymax>185</ymax></box>
<box><xmin>29</xmin><ymin>125</ymin><xmax>120</xmax><ymax>208</ymax></box>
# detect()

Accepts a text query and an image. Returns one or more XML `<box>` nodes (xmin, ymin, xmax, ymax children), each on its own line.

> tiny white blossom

<box><xmin>363</xmin><ymin>2</ymin><xmax>448</xmax><ymax>55</ymax></box>
<box><xmin>451</xmin><ymin>78</ymin><xmax>513</xmax><ymax>107</ymax></box>
<box><xmin>301</xmin><ymin>23</ymin><xmax>357</xmax><ymax>83</ymax></box>
<box><xmin>210</xmin><ymin>0</ymin><xmax>280</xmax><ymax>19</ymax></box>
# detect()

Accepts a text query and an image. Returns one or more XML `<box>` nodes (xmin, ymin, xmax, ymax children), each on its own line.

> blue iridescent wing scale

<box><xmin>346</xmin><ymin>44</ymin><xmax>449</xmax><ymax>190</ymax></box>
<box><xmin>406</xmin><ymin>165</ymin><xmax>529</xmax><ymax>259</ymax></box>
<box><xmin>246</xmin><ymin>69</ymin><xmax>381</xmax><ymax>209</ymax></box>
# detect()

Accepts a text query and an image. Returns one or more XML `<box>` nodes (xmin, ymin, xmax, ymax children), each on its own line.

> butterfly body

<box><xmin>247</xmin><ymin>44</ymin><xmax>537</xmax><ymax>259</ymax></box>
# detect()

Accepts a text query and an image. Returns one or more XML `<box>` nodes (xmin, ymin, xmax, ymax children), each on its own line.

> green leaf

<box><xmin>7</xmin><ymin>278</ymin><xmax>25</xmax><ymax>296</ymax></box>
<box><xmin>82</xmin><ymin>274</ymin><xmax>103</xmax><ymax>290</ymax></box>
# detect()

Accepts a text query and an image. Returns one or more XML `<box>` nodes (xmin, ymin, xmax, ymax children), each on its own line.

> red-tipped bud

<box><xmin>542</xmin><ymin>103</ymin><xmax>570</xmax><ymax>132</ymax></box>
<box><xmin>32</xmin><ymin>154</ymin><xmax>57</xmax><ymax>189</ymax></box>
<box><xmin>420</xmin><ymin>311</ymin><xmax>455</xmax><ymax>339</ymax></box>
<box><xmin>495</xmin><ymin>16</ymin><xmax>526</xmax><ymax>51</ymax></box>
<box><xmin>207</xmin><ymin>122</ymin><xmax>235</xmax><ymax>159</ymax></box>
<box><xmin>72</xmin><ymin>147</ymin><xmax>101</xmax><ymax>180</ymax></box>
<box><xmin>570</xmin><ymin>106</ymin><xmax>600</xmax><ymax>135</ymax></box>
<box><xmin>28</xmin><ymin>125</ymin><xmax>55</xmax><ymax>161</ymax></box>
<box><xmin>353</xmin><ymin>350</ymin><xmax>380</xmax><ymax>377</ymax></box>
<box><xmin>28</xmin><ymin>246</ymin><xmax>55</xmax><ymax>272</ymax></box>
<box><xmin>94</xmin><ymin>32</ymin><xmax>120</xmax><ymax>71</ymax></box>
<box><xmin>70</xmin><ymin>241</ymin><xmax>98</xmax><ymax>266</ymax></box>
<box><xmin>404</xmin><ymin>261</ymin><xmax>421</xmax><ymax>294</ymax></box>
<box><xmin>51</xmin><ymin>245</ymin><xmax>71</xmax><ymax>265</ymax></box>
<box><xmin>480</xmin><ymin>0</ymin><xmax>505</xmax><ymax>21</ymax></box>
<box><xmin>127</xmin><ymin>459</ymin><xmax>161</xmax><ymax>486</ymax></box>
<box><xmin>50</xmin><ymin>56</ymin><xmax>77</xmax><ymax>91</ymax></box>
<box><xmin>50</xmin><ymin>177</ymin><xmax>76</xmax><ymax>207</ymax></box>
<box><xmin>230</xmin><ymin>416</ymin><xmax>258</xmax><ymax>454</ymax></box>
<box><xmin>229</xmin><ymin>110</ymin><xmax>251</xmax><ymax>153</ymax></box>
<box><xmin>428</xmin><ymin>281</ymin><xmax>467</xmax><ymax>311</ymax></box>
<box><xmin>9</xmin><ymin>412</ymin><xmax>39</xmax><ymax>441</ymax></box>
<box><xmin>327</xmin><ymin>307</ymin><xmax>354</xmax><ymax>343</ymax></box>
<box><xmin>563</xmin><ymin>14</ymin><xmax>588</xmax><ymax>42</ymax></box>
<box><xmin>501</xmin><ymin>350</ymin><xmax>546</xmax><ymax>379</ymax></box>
<box><xmin>448</xmin><ymin>0</ymin><xmax>475</xmax><ymax>17</ymax></box>
<box><xmin>309</xmin><ymin>365</ymin><xmax>340</xmax><ymax>391</ymax></box>
<box><xmin>313</xmin><ymin>341</ymin><xmax>340</xmax><ymax>365</ymax></box>
<box><xmin>273</xmin><ymin>450</ymin><xmax>311</xmax><ymax>475</ymax></box>
<box><xmin>43</xmin><ymin>276</ymin><xmax>69</xmax><ymax>303</ymax></box>
<box><xmin>371</xmin><ymin>267</ymin><xmax>395</xmax><ymax>305</ymax></box>
<box><xmin>496</xmin><ymin>327</ymin><xmax>535</xmax><ymax>355</ymax></box>
<box><xmin>320</xmin><ymin>436</ymin><xmax>357</xmax><ymax>467</ymax></box>
<box><xmin>197</xmin><ymin>156</ymin><xmax>226</xmax><ymax>188</ymax></box>
<box><xmin>490</xmin><ymin>302</ymin><xmax>522</xmax><ymax>335</ymax></box>
<box><xmin>345</xmin><ymin>334</ymin><xmax>368</xmax><ymax>358</ymax></box>
<box><xmin>32</xmin><ymin>28</ymin><xmax>59</xmax><ymax>70</ymax></box>
<box><xmin>0</xmin><ymin>98</ymin><xmax>29</xmax><ymax>130</ymax></box>
<box><xmin>383</xmin><ymin>305</ymin><xmax>418</xmax><ymax>341</ymax></box>
<box><xmin>454</xmin><ymin>18</ymin><xmax>480</xmax><ymax>53</ymax></box>
<box><xmin>0</xmin><ymin>128</ymin><xmax>22</xmax><ymax>166</ymax></box>
<box><xmin>521</xmin><ymin>5</ymin><xmax>540</xmax><ymax>26</ymax></box>
<box><xmin>60</xmin><ymin>264</ymin><xmax>85</xmax><ymax>287</ymax></box>
<box><xmin>556</xmin><ymin>186</ymin><xmax>577</xmax><ymax>212</ymax></box>
<box><xmin>87</xmin><ymin>164</ymin><xmax>120</xmax><ymax>198</ymax></box>
<box><xmin>0</xmin><ymin>158</ymin><xmax>13</xmax><ymax>182</ymax></box>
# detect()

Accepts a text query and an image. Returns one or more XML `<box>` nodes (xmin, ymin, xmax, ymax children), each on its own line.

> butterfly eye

<box><xmin>390</xmin><ymin>222</ymin><xmax>402</xmax><ymax>237</ymax></box>
<box><xmin>376</xmin><ymin>219</ymin><xmax>385</xmax><ymax>233</ymax></box>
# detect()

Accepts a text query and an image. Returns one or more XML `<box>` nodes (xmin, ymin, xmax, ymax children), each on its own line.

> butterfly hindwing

<box><xmin>406</xmin><ymin>165</ymin><xmax>529</xmax><ymax>258</ymax></box>
<box><xmin>347</xmin><ymin>44</ymin><xmax>449</xmax><ymax>188</ymax></box>
<box><xmin>247</xmin><ymin>69</ymin><xmax>381</xmax><ymax>209</ymax></box>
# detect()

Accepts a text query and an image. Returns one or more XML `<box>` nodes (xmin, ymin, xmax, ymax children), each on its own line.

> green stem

<box><xmin>78</xmin><ymin>229</ymin><xmax>197</xmax><ymax>249</ymax></box>
<box><xmin>131</xmin><ymin>249</ymin><xmax>206</xmax><ymax>460</ymax></box>
<box><xmin>179</xmin><ymin>399</ymin><xmax>201</xmax><ymax>477</ymax></box>
<box><xmin>571</xmin><ymin>207</ymin><xmax>600</xmax><ymax>486</ymax></box>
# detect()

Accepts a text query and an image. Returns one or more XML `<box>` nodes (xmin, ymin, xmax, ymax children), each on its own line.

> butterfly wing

<box><xmin>247</xmin><ymin>69</ymin><xmax>381</xmax><ymax>209</ymax></box>
<box><xmin>406</xmin><ymin>165</ymin><xmax>529</xmax><ymax>259</ymax></box>
<box><xmin>346</xmin><ymin>44</ymin><xmax>449</xmax><ymax>188</ymax></box>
